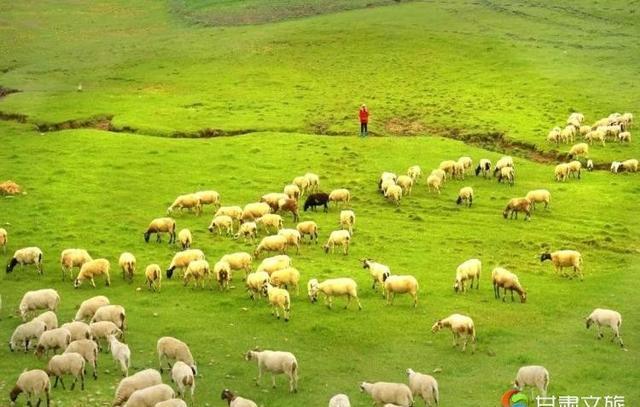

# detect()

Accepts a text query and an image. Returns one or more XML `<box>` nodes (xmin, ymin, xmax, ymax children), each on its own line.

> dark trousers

<box><xmin>360</xmin><ymin>122</ymin><xmax>368</xmax><ymax>136</ymax></box>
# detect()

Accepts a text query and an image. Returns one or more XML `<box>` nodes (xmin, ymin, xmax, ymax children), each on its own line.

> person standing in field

<box><xmin>359</xmin><ymin>104</ymin><xmax>369</xmax><ymax>137</ymax></box>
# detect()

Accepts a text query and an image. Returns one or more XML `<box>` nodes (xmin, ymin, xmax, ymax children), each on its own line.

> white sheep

<box><xmin>0</xmin><ymin>227</ymin><xmax>6</xmax><ymax>254</ymax></box>
<box><xmin>514</xmin><ymin>365</ymin><xmax>549</xmax><ymax>398</ymax></box>
<box><xmin>91</xmin><ymin>304</ymin><xmax>127</xmax><ymax>330</ymax></box>
<box><xmin>215</xmin><ymin>206</ymin><xmax>243</xmax><ymax>223</ymax></box>
<box><xmin>246</xmin><ymin>271</ymin><xmax>271</xmax><ymax>300</ymax></box>
<box><xmin>586</xmin><ymin>159</ymin><xmax>594</xmax><ymax>171</ymax></box>
<box><xmin>453</xmin><ymin>160</ymin><xmax>465</xmax><ymax>180</ymax></box>
<box><xmin>124</xmin><ymin>383</ymin><xmax>175</xmax><ymax>407</ymax></box>
<box><xmin>585</xmin><ymin>129</ymin><xmax>606</xmax><ymax>146</ymax></box>
<box><xmin>157</xmin><ymin>336</ymin><xmax>197</xmax><ymax>375</ymax></box>
<box><xmin>458</xmin><ymin>156</ymin><xmax>473</xmax><ymax>172</ymax></box>
<box><xmin>194</xmin><ymin>190</ymin><xmax>220</xmax><ymax>208</ymax></box>
<box><xmin>145</xmin><ymin>264</ymin><xmax>162</xmax><ymax>292</ymax></box>
<box><xmin>9</xmin><ymin>369</ymin><xmax>51</xmax><ymax>407</ymax></box>
<box><xmin>166</xmin><ymin>249</ymin><xmax>205</xmax><ymax>279</ymax></box>
<box><xmin>431</xmin><ymin>313</ymin><xmax>477</xmax><ymax>353</ymax></box>
<box><xmin>47</xmin><ymin>352</ymin><xmax>85</xmax><ymax>391</ymax></box>
<box><xmin>560</xmin><ymin>126</ymin><xmax>576</xmax><ymax>143</ymax></box>
<box><xmin>284</xmin><ymin>183</ymin><xmax>301</xmax><ymax>200</ymax></box>
<box><xmin>568</xmin><ymin>112</ymin><xmax>584</xmax><ymax>124</ymax></box>
<box><xmin>119</xmin><ymin>252</ymin><xmax>136</xmax><ymax>281</ymax></box>
<box><xmin>74</xmin><ymin>295</ymin><xmax>110</xmax><ymax>322</ymax></box>
<box><xmin>503</xmin><ymin>197</ymin><xmax>532</xmax><ymax>221</ymax></box>
<box><xmin>270</xmin><ymin>267</ymin><xmax>300</xmax><ymax>296</ymax></box>
<box><xmin>293</xmin><ymin>176</ymin><xmax>310</xmax><ymax>197</ymax></box>
<box><xmin>245</xmin><ymin>349</ymin><xmax>298</xmax><ymax>392</ymax></box>
<box><xmin>65</xmin><ymin>339</ymin><xmax>99</xmax><ymax>379</ymax></box>
<box><xmin>407</xmin><ymin>165</ymin><xmax>422</xmax><ymax>181</ymax></box>
<box><xmin>567</xmin><ymin>160</ymin><xmax>582</xmax><ymax>179</ymax></box>
<box><xmin>525</xmin><ymin>189</ymin><xmax>551</xmax><ymax>210</ymax></box>
<box><xmin>384</xmin><ymin>275</ymin><xmax>419</xmax><ymax>307</ymax></box>
<box><xmin>618</xmin><ymin>131</ymin><xmax>631</xmax><ymax>143</ymax></box>
<box><xmin>112</xmin><ymin>369</ymin><xmax>162</xmax><ymax>406</ymax></box>
<box><xmin>60</xmin><ymin>248</ymin><xmax>92</xmax><ymax>281</ymax></box>
<box><xmin>256</xmin><ymin>213</ymin><xmax>284</xmax><ymax>234</ymax></box>
<box><xmin>426</xmin><ymin>174</ymin><xmax>442</xmax><ymax>194</ymax></box>
<box><xmin>568</xmin><ymin>142</ymin><xmax>589</xmax><ymax>159</ymax></box>
<box><xmin>208</xmin><ymin>215</ymin><xmax>234</xmax><ymax>236</ymax></box>
<box><xmin>10</xmin><ymin>319</ymin><xmax>47</xmax><ymax>352</ymax></box>
<box><xmin>497</xmin><ymin>166</ymin><xmax>515</xmax><ymax>185</ymax></box>
<box><xmin>90</xmin><ymin>320</ymin><xmax>123</xmax><ymax>351</ymax></box>
<box><xmin>396</xmin><ymin>175</ymin><xmax>414</xmax><ymax>195</ymax></box>
<box><xmin>74</xmin><ymin>258</ymin><xmax>111</xmax><ymax>288</ymax></box>
<box><xmin>361</xmin><ymin>259</ymin><xmax>391</xmax><ymax>295</ymax></box>
<box><xmin>108</xmin><ymin>334</ymin><xmax>131</xmax><ymax>376</ymax></box>
<box><xmin>183</xmin><ymin>259</ymin><xmax>211</xmax><ymax>289</ymax></box>
<box><xmin>579</xmin><ymin>125</ymin><xmax>591</xmax><ymax>136</ymax></box>
<box><xmin>235</xmin><ymin>221</ymin><xmax>258</xmax><ymax>243</ymax></box>
<box><xmin>34</xmin><ymin>327</ymin><xmax>71</xmax><ymax>357</ymax></box>
<box><xmin>385</xmin><ymin>184</ymin><xmax>403</xmax><ymax>205</ymax></box>
<box><xmin>547</xmin><ymin>128</ymin><xmax>560</xmax><ymax>144</ymax></box>
<box><xmin>495</xmin><ymin>156</ymin><xmax>514</xmax><ymax>171</ymax></box>
<box><xmin>221</xmin><ymin>389</ymin><xmax>258</xmax><ymax>407</ymax></box>
<box><xmin>554</xmin><ymin>163</ymin><xmax>570</xmax><ymax>182</ymax></box>
<box><xmin>307</xmin><ymin>277</ymin><xmax>362</xmax><ymax>310</ymax></box>
<box><xmin>438</xmin><ymin>160</ymin><xmax>457</xmax><ymax>179</ymax></box>
<box><xmin>177</xmin><ymin>228</ymin><xmax>192</xmax><ymax>250</ymax></box>
<box><xmin>19</xmin><ymin>288</ymin><xmax>60</xmax><ymax>321</ymax></box>
<box><xmin>621</xmin><ymin>158</ymin><xmax>639</xmax><ymax>172</ymax></box>
<box><xmin>380</xmin><ymin>178</ymin><xmax>396</xmax><ymax>195</ymax></box>
<box><xmin>454</xmin><ymin>258</ymin><xmax>481</xmax><ymax>293</ymax></box>
<box><xmin>220</xmin><ymin>252</ymin><xmax>253</xmax><ymax>280</ymax></box>
<box><xmin>242</xmin><ymin>202</ymin><xmax>272</xmax><ymax>222</ymax></box>
<box><xmin>61</xmin><ymin>321</ymin><xmax>92</xmax><ymax>341</ymax></box>
<box><xmin>540</xmin><ymin>250</ymin><xmax>583</xmax><ymax>280</ymax></box>
<box><xmin>254</xmin><ymin>235</ymin><xmax>288</xmax><ymax>258</ymax></box>
<box><xmin>144</xmin><ymin>217</ymin><xmax>176</xmax><ymax>244</ymax></box>
<box><xmin>296</xmin><ymin>220</ymin><xmax>319</xmax><ymax>244</ymax></box>
<box><xmin>329</xmin><ymin>188</ymin><xmax>351</xmax><ymax>207</ymax></box>
<box><xmin>585</xmin><ymin>308</ymin><xmax>624</xmax><ymax>348</ymax></box>
<box><xmin>171</xmin><ymin>360</ymin><xmax>195</xmax><ymax>401</ymax></box>
<box><xmin>6</xmin><ymin>246</ymin><xmax>43</xmax><ymax>274</ymax></box>
<box><xmin>261</xmin><ymin>192</ymin><xmax>288</xmax><ymax>212</ymax></box>
<box><xmin>213</xmin><ymin>260</ymin><xmax>231</xmax><ymax>290</ymax></box>
<box><xmin>379</xmin><ymin>172</ymin><xmax>397</xmax><ymax>189</ymax></box>
<box><xmin>475</xmin><ymin>159</ymin><xmax>492</xmax><ymax>177</ymax></box>
<box><xmin>305</xmin><ymin>172</ymin><xmax>320</xmax><ymax>192</ymax></box>
<box><xmin>406</xmin><ymin>368</ymin><xmax>439</xmax><ymax>406</ymax></box>
<box><xmin>262</xmin><ymin>282</ymin><xmax>292</xmax><ymax>321</ymax></box>
<box><xmin>456</xmin><ymin>186</ymin><xmax>473</xmax><ymax>207</ymax></box>
<box><xmin>359</xmin><ymin>381</ymin><xmax>413</xmax><ymax>407</ymax></box>
<box><xmin>256</xmin><ymin>254</ymin><xmax>291</xmax><ymax>275</ymax></box>
<box><xmin>323</xmin><ymin>230</ymin><xmax>351</xmax><ymax>255</ymax></box>
<box><xmin>33</xmin><ymin>310</ymin><xmax>58</xmax><ymax>330</ymax></box>
<box><xmin>492</xmin><ymin>267</ymin><xmax>527</xmax><ymax>302</ymax></box>
<box><xmin>167</xmin><ymin>193</ymin><xmax>201</xmax><ymax>216</ymax></box>
<box><xmin>328</xmin><ymin>394</ymin><xmax>351</xmax><ymax>407</ymax></box>
<box><xmin>155</xmin><ymin>399</ymin><xmax>188</xmax><ymax>407</ymax></box>
<box><xmin>339</xmin><ymin>210</ymin><xmax>356</xmax><ymax>235</ymax></box>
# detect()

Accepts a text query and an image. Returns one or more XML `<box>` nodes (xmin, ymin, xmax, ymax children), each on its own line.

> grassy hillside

<box><xmin>0</xmin><ymin>120</ymin><xmax>638</xmax><ymax>405</ymax></box>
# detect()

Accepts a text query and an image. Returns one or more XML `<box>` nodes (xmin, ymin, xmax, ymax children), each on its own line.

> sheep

<box><xmin>494</xmin><ymin>156</ymin><xmax>514</xmax><ymax>172</ymax></box>
<box><xmin>568</xmin><ymin>112</ymin><xmax>584</xmax><ymax>124</ymax></box>
<box><xmin>307</xmin><ymin>277</ymin><xmax>362</xmax><ymax>310</ymax></box>
<box><xmin>567</xmin><ymin>160</ymin><xmax>582</xmax><ymax>179</ymax></box>
<box><xmin>359</xmin><ymin>381</ymin><xmax>413</xmax><ymax>407</ymax></box>
<box><xmin>108</xmin><ymin>334</ymin><xmax>131</xmax><ymax>376</ymax></box>
<box><xmin>60</xmin><ymin>248</ymin><xmax>92</xmax><ymax>281</ymax></box>
<box><xmin>6</xmin><ymin>246</ymin><xmax>44</xmax><ymax>274</ymax></box>
<box><xmin>604</xmin><ymin>124</ymin><xmax>622</xmax><ymax>139</ymax></box>
<box><xmin>329</xmin><ymin>188</ymin><xmax>351</xmax><ymax>207</ymax></box>
<box><xmin>585</xmin><ymin>129</ymin><xmax>606</xmax><ymax>146</ymax></box>
<box><xmin>438</xmin><ymin>160</ymin><xmax>457</xmax><ymax>179</ymax></box>
<box><xmin>568</xmin><ymin>142</ymin><xmax>589</xmax><ymax>159</ymax></box>
<box><xmin>156</xmin><ymin>399</ymin><xmax>188</xmax><ymax>407</ymax></box>
<box><xmin>454</xmin><ymin>258</ymin><xmax>481</xmax><ymax>293</ymax></box>
<box><xmin>456</xmin><ymin>186</ymin><xmax>473</xmax><ymax>207</ymax></box>
<box><xmin>47</xmin><ymin>352</ymin><xmax>85</xmax><ymax>391</ymax></box>
<box><xmin>166</xmin><ymin>249</ymin><xmax>205</xmax><ymax>279</ymax></box>
<box><xmin>220</xmin><ymin>252</ymin><xmax>253</xmax><ymax>280</ymax></box>
<box><xmin>90</xmin><ymin>320</ymin><xmax>123</xmax><ymax>351</ymax></box>
<box><xmin>502</xmin><ymin>197</ymin><xmax>531</xmax><ymax>221</ymax></box>
<box><xmin>171</xmin><ymin>361</ymin><xmax>195</xmax><ymax>401</ymax></box>
<box><xmin>611</xmin><ymin>161</ymin><xmax>623</xmax><ymax>173</ymax></box>
<box><xmin>278</xmin><ymin>228</ymin><xmax>302</xmax><ymax>254</ymax></box>
<box><xmin>323</xmin><ymin>230</ymin><xmax>351</xmax><ymax>255</ymax></box>
<box><xmin>255</xmin><ymin>213</ymin><xmax>284</xmax><ymax>234</ymax></box>
<box><xmin>426</xmin><ymin>174</ymin><xmax>442</xmax><ymax>194</ymax></box>
<box><xmin>74</xmin><ymin>258</ymin><xmax>111</xmax><ymax>288</ymax></box>
<box><xmin>458</xmin><ymin>156</ymin><xmax>473</xmax><ymax>173</ymax></box>
<box><xmin>10</xmin><ymin>320</ymin><xmax>47</xmax><ymax>352</ymax></box>
<box><xmin>112</xmin><ymin>369</ymin><xmax>162</xmax><ymax>406</ymax></box>
<box><xmin>525</xmin><ymin>189</ymin><xmax>550</xmax><ymax>210</ymax></box>
<box><xmin>9</xmin><ymin>369</ymin><xmax>51</xmax><ymax>407</ymax></box>
<box><xmin>475</xmin><ymin>158</ymin><xmax>492</xmax><ymax>177</ymax></box>
<box><xmin>406</xmin><ymin>368</ymin><xmax>439</xmax><ymax>406</ymax></box>
<box><xmin>183</xmin><ymin>259</ymin><xmax>211</xmax><ymax>289</ymax></box>
<box><xmin>235</xmin><ymin>221</ymin><xmax>258</xmax><ymax>243</ymax></box>
<box><xmin>620</xmin><ymin>112</ymin><xmax>633</xmax><ymax>130</ymax></box>
<box><xmin>0</xmin><ymin>227</ymin><xmax>6</xmax><ymax>254</ymax></box>
<box><xmin>194</xmin><ymin>190</ymin><xmax>220</xmax><ymax>208</ymax></box>
<box><xmin>407</xmin><ymin>165</ymin><xmax>422</xmax><ymax>181</ymax></box>
<box><xmin>431</xmin><ymin>313</ymin><xmax>477</xmax><ymax>353</ymax></box>
<box><xmin>621</xmin><ymin>158</ymin><xmax>639</xmax><ymax>172</ymax></box>
<box><xmin>213</xmin><ymin>260</ymin><xmax>230</xmax><ymax>290</ymax></box>
<box><xmin>293</xmin><ymin>176</ymin><xmax>310</xmax><ymax>197</ymax></box>
<box><xmin>339</xmin><ymin>210</ymin><xmax>356</xmax><ymax>235</ymax></box>
<box><xmin>262</xmin><ymin>282</ymin><xmax>292</xmax><ymax>321</ymax></box>
<box><xmin>65</xmin><ymin>339</ymin><xmax>99</xmax><ymax>379</ymax></box>
<box><xmin>245</xmin><ymin>349</ymin><xmax>298</xmax><ymax>392</ymax></box>
<box><xmin>385</xmin><ymin>184</ymin><xmax>403</xmax><ymax>205</ymax></box>
<box><xmin>124</xmin><ymin>384</ymin><xmax>175</xmax><ymax>407</ymax></box>
<box><xmin>585</xmin><ymin>308</ymin><xmax>624</xmax><ymax>348</ymax></box>
<box><xmin>379</xmin><ymin>172</ymin><xmax>398</xmax><ymax>190</ymax></box>
<box><xmin>618</xmin><ymin>131</ymin><xmax>631</xmax><ymax>142</ymax></box>
<box><xmin>34</xmin><ymin>327</ymin><xmax>71</xmax><ymax>357</ymax></box>
<box><xmin>560</xmin><ymin>125</ymin><xmax>576</xmax><ymax>143</ymax></box>
<box><xmin>540</xmin><ymin>250</ymin><xmax>583</xmax><ymax>280</ymax></box>
<box><xmin>497</xmin><ymin>166</ymin><xmax>515</xmax><ymax>185</ymax></box>
<box><xmin>361</xmin><ymin>259</ymin><xmax>391</xmax><ymax>294</ymax></box>
<box><xmin>328</xmin><ymin>394</ymin><xmax>351</xmax><ymax>407</ymax></box>
<box><xmin>208</xmin><ymin>215</ymin><xmax>234</xmax><ymax>236</ymax></box>
<box><xmin>74</xmin><ymin>295</ymin><xmax>110</xmax><ymax>322</ymax></box>
<box><xmin>546</xmin><ymin>128</ymin><xmax>560</xmax><ymax>144</ymax></box>
<box><xmin>491</xmin><ymin>267</ymin><xmax>526</xmax><ymax>303</ymax></box>
<box><xmin>177</xmin><ymin>228</ymin><xmax>192</xmax><ymax>250</ymax></box>
<box><xmin>19</xmin><ymin>289</ymin><xmax>60</xmax><ymax>321</ymax></box>
<box><xmin>157</xmin><ymin>336</ymin><xmax>197</xmax><ymax>375</ymax></box>
<box><xmin>119</xmin><ymin>252</ymin><xmax>136</xmax><ymax>281</ymax></box>
<box><xmin>296</xmin><ymin>221</ymin><xmax>319</xmax><ymax>244</ymax></box>
<box><xmin>254</xmin><ymin>235</ymin><xmax>288</xmax><ymax>258</ymax></box>
<box><xmin>514</xmin><ymin>366</ymin><xmax>549</xmax><ymax>398</ymax></box>
<box><xmin>33</xmin><ymin>310</ymin><xmax>58</xmax><ymax>330</ymax></box>
<box><xmin>91</xmin><ymin>304</ymin><xmax>127</xmax><ymax>330</ymax></box>
<box><xmin>256</xmin><ymin>254</ymin><xmax>291</xmax><ymax>275</ymax></box>
<box><xmin>242</xmin><ymin>202</ymin><xmax>272</xmax><ymax>222</ymax></box>
<box><xmin>144</xmin><ymin>264</ymin><xmax>162</xmax><ymax>292</ymax></box>
<box><xmin>277</xmin><ymin>197</ymin><xmax>300</xmax><ymax>222</ymax></box>
<box><xmin>579</xmin><ymin>125</ymin><xmax>591</xmax><ymax>136</ymax></box>
<box><xmin>261</xmin><ymin>192</ymin><xmax>288</xmax><ymax>212</ymax></box>
<box><xmin>554</xmin><ymin>163</ymin><xmax>570</xmax><ymax>182</ymax></box>
<box><xmin>303</xmin><ymin>192</ymin><xmax>330</xmax><ymax>212</ymax></box>
<box><xmin>246</xmin><ymin>271</ymin><xmax>271</xmax><ymax>300</ymax></box>
<box><xmin>215</xmin><ymin>206</ymin><xmax>243</xmax><ymax>223</ymax></box>
<box><xmin>221</xmin><ymin>389</ymin><xmax>258</xmax><ymax>407</ymax></box>
<box><xmin>380</xmin><ymin>178</ymin><xmax>396</xmax><ymax>195</ymax></box>
<box><xmin>396</xmin><ymin>175</ymin><xmax>414</xmax><ymax>195</ymax></box>
<box><xmin>452</xmin><ymin>161</ymin><xmax>465</xmax><ymax>180</ymax></box>
<box><xmin>144</xmin><ymin>217</ymin><xmax>176</xmax><ymax>244</ymax></box>
<box><xmin>586</xmin><ymin>159</ymin><xmax>594</xmax><ymax>171</ymax></box>
<box><xmin>61</xmin><ymin>322</ymin><xmax>92</xmax><ymax>341</ymax></box>
<box><xmin>284</xmin><ymin>184</ymin><xmax>301</xmax><ymax>200</ymax></box>
<box><xmin>304</xmin><ymin>172</ymin><xmax>320</xmax><ymax>192</ymax></box>
<box><xmin>270</xmin><ymin>267</ymin><xmax>300</xmax><ymax>296</ymax></box>
<box><xmin>383</xmin><ymin>274</ymin><xmax>419</xmax><ymax>307</ymax></box>
<box><xmin>167</xmin><ymin>193</ymin><xmax>201</xmax><ymax>216</ymax></box>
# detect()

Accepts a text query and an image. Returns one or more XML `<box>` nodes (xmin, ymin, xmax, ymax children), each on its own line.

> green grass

<box><xmin>0</xmin><ymin>120</ymin><xmax>639</xmax><ymax>406</ymax></box>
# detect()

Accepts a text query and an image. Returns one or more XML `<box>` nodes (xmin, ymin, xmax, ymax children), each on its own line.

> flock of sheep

<box><xmin>2</xmin><ymin>123</ymin><xmax>633</xmax><ymax>406</ymax></box>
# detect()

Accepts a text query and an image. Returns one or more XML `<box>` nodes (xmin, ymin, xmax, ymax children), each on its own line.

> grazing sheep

<box><xmin>74</xmin><ymin>258</ymin><xmax>111</xmax><ymax>288</ymax></box>
<box><xmin>241</xmin><ymin>202</ymin><xmax>272</xmax><ymax>222</ymax></box>
<box><xmin>213</xmin><ymin>260</ymin><xmax>231</xmax><ymax>290</ymax></box>
<box><xmin>208</xmin><ymin>215</ymin><xmax>234</xmax><ymax>236</ymax></box>
<box><xmin>585</xmin><ymin>308</ymin><xmax>624</xmax><ymax>348</ymax></box>
<box><xmin>177</xmin><ymin>228</ymin><xmax>192</xmax><ymax>250</ymax></box>
<box><xmin>235</xmin><ymin>221</ymin><xmax>258</xmax><ymax>243</ymax></box>
<box><xmin>261</xmin><ymin>192</ymin><xmax>288</xmax><ymax>212</ymax></box>
<box><xmin>380</xmin><ymin>179</ymin><xmax>396</xmax><ymax>195</ymax></box>
<box><xmin>108</xmin><ymin>334</ymin><xmax>131</xmax><ymax>377</ymax></box>
<box><xmin>75</xmin><ymin>295</ymin><xmax>110</xmax><ymax>322</ymax></box>
<box><xmin>339</xmin><ymin>210</ymin><xmax>356</xmax><ymax>235</ymax></box>
<box><xmin>429</xmin><ymin>168</ymin><xmax>446</xmax><ymax>182</ymax></box>
<box><xmin>438</xmin><ymin>160</ymin><xmax>457</xmax><ymax>179</ymax></box>
<box><xmin>546</xmin><ymin>128</ymin><xmax>560</xmax><ymax>144</ymax></box>
<box><xmin>304</xmin><ymin>192</ymin><xmax>329</xmax><ymax>212</ymax></box>
<box><xmin>497</xmin><ymin>166</ymin><xmax>515</xmax><ymax>185</ymax></box>
<box><xmin>569</xmin><ymin>112</ymin><xmax>584</xmax><ymax>124</ymax></box>
<box><xmin>166</xmin><ymin>249</ymin><xmax>205</xmax><ymax>279</ymax></box>
<box><xmin>458</xmin><ymin>156</ymin><xmax>473</xmax><ymax>173</ymax></box>
<box><xmin>293</xmin><ymin>176</ymin><xmax>310</xmax><ymax>197</ymax></box>
<box><xmin>65</xmin><ymin>339</ymin><xmax>99</xmax><ymax>379</ymax></box>
<box><xmin>611</xmin><ymin>160</ymin><xmax>623</xmax><ymax>173</ymax></box>
<box><xmin>256</xmin><ymin>214</ymin><xmax>284</xmax><ymax>234</ymax></box>
<box><xmin>554</xmin><ymin>163</ymin><xmax>570</xmax><ymax>182</ymax></box>
<box><xmin>34</xmin><ymin>327</ymin><xmax>71</xmax><ymax>357</ymax></box>
<box><xmin>304</xmin><ymin>172</ymin><xmax>320</xmax><ymax>192</ymax></box>
<box><xmin>361</xmin><ymin>259</ymin><xmax>391</xmax><ymax>294</ymax></box>
<box><xmin>284</xmin><ymin>184</ymin><xmax>301</xmax><ymax>200</ymax></box>
<box><xmin>9</xmin><ymin>369</ymin><xmax>51</xmax><ymax>407</ymax></box>
<box><xmin>171</xmin><ymin>361</ymin><xmax>195</xmax><ymax>401</ymax></box>
<box><xmin>494</xmin><ymin>156</ymin><xmax>514</xmax><ymax>172</ymax></box>
<box><xmin>61</xmin><ymin>321</ymin><xmax>92</xmax><ymax>342</ymax></box>
<box><xmin>157</xmin><ymin>336</ymin><xmax>197</xmax><ymax>374</ymax></box>
<box><xmin>567</xmin><ymin>160</ymin><xmax>582</xmax><ymax>179</ymax></box>
<box><xmin>246</xmin><ymin>271</ymin><xmax>271</xmax><ymax>300</ymax></box>
<box><xmin>525</xmin><ymin>189</ymin><xmax>550</xmax><ymax>210</ymax></box>
<box><xmin>90</xmin><ymin>321</ymin><xmax>123</xmax><ymax>351</ymax></box>
<box><xmin>454</xmin><ymin>258</ymin><xmax>481</xmax><ymax>293</ymax></box>
<box><xmin>426</xmin><ymin>174</ymin><xmax>442</xmax><ymax>194</ymax></box>
<box><xmin>167</xmin><ymin>193</ymin><xmax>201</xmax><ymax>216</ymax></box>
<box><xmin>540</xmin><ymin>250</ymin><xmax>583</xmax><ymax>280</ymax></box>
<box><xmin>270</xmin><ymin>267</ymin><xmax>300</xmax><ymax>296</ymax></box>
<box><xmin>47</xmin><ymin>352</ymin><xmax>85</xmax><ymax>391</ymax></box>
<box><xmin>491</xmin><ymin>267</ymin><xmax>526</xmax><ymax>302</ymax></box>
<box><xmin>262</xmin><ymin>282</ymin><xmax>292</xmax><ymax>321</ymax></box>
<box><xmin>194</xmin><ymin>190</ymin><xmax>221</xmax><ymax>208</ymax></box>
<box><xmin>156</xmin><ymin>399</ymin><xmax>188</xmax><ymax>407</ymax></box>
<box><xmin>329</xmin><ymin>394</ymin><xmax>351</xmax><ymax>407</ymax></box>
<box><xmin>60</xmin><ymin>248</ymin><xmax>92</xmax><ymax>281</ymax></box>
<box><xmin>406</xmin><ymin>368</ymin><xmax>439</xmax><ymax>406</ymax></box>
<box><xmin>456</xmin><ymin>186</ymin><xmax>473</xmax><ymax>207</ymax></box>
<box><xmin>586</xmin><ymin>159</ymin><xmax>594</xmax><ymax>171</ymax></box>
<box><xmin>277</xmin><ymin>197</ymin><xmax>300</xmax><ymax>222</ymax></box>
<box><xmin>220</xmin><ymin>252</ymin><xmax>253</xmax><ymax>280</ymax></box>
<box><xmin>585</xmin><ymin>129</ymin><xmax>606</xmax><ymax>146</ymax></box>
<box><xmin>0</xmin><ymin>227</ymin><xmax>6</xmax><ymax>254</ymax></box>
<box><xmin>256</xmin><ymin>254</ymin><xmax>291</xmax><ymax>275</ymax></box>
<box><xmin>385</xmin><ymin>184</ymin><xmax>403</xmax><ymax>205</ymax></box>
<box><xmin>307</xmin><ymin>277</ymin><xmax>362</xmax><ymax>310</ymax></box>
<box><xmin>514</xmin><ymin>366</ymin><xmax>549</xmax><ymax>398</ymax></box>
<box><xmin>560</xmin><ymin>125</ymin><xmax>576</xmax><ymax>143</ymax></box>
<box><xmin>621</xmin><ymin>158</ymin><xmax>639</xmax><ymax>172</ymax></box>
<box><xmin>215</xmin><ymin>206</ymin><xmax>243</xmax><ymax>223</ymax></box>
<box><xmin>329</xmin><ymin>188</ymin><xmax>351</xmax><ymax>207</ymax></box>
<box><xmin>359</xmin><ymin>381</ymin><xmax>413</xmax><ymax>407</ymax></box>
<box><xmin>6</xmin><ymin>246</ymin><xmax>44</xmax><ymax>274</ymax></box>
<box><xmin>19</xmin><ymin>289</ymin><xmax>60</xmax><ymax>321</ymax></box>
<box><xmin>10</xmin><ymin>320</ymin><xmax>47</xmax><ymax>352</ymax></box>
<box><xmin>431</xmin><ymin>313</ymin><xmax>477</xmax><ymax>353</ymax></box>
<box><xmin>383</xmin><ymin>275</ymin><xmax>419</xmax><ymax>307</ymax></box>
<box><xmin>379</xmin><ymin>172</ymin><xmax>398</xmax><ymax>190</ymax></box>
<box><xmin>221</xmin><ymin>389</ymin><xmax>258</xmax><ymax>407</ymax></box>
<box><xmin>278</xmin><ymin>228</ymin><xmax>302</xmax><ymax>254</ymax></box>
<box><xmin>33</xmin><ymin>310</ymin><xmax>58</xmax><ymax>330</ymax></box>
<box><xmin>254</xmin><ymin>235</ymin><xmax>288</xmax><ymax>258</ymax></box>
<box><xmin>323</xmin><ymin>230</ymin><xmax>351</xmax><ymax>255</ymax></box>
<box><xmin>118</xmin><ymin>252</ymin><xmax>136</xmax><ymax>281</ymax></box>
<box><xmin>112</xmin><ymin>369</ymin><xmax>162</xmax><ymax>406</ymax></box>
<box><xmin>502</xmin><ymin>197</ymin><xmax>531</xmax><ymax>221</ymax></box>
<box><xmin>579</xmin><ymin>125</ymin><xmax>591</xmax><ymax>136</ymax></box>
<box><xmin>475</xmin><ymin>158</ymin><xmax>492</xmax><ymax>177</ymax></box>
<box><xmin>568</xmin><ymin>142</ymin><xmax>589</xmax><ymax>159</ymax></box>
<box><xmin>183</xmin><ymin>259</ymin><xmax>211</xmax><ymax>289</ymax></box>
<box><xmin>396</xmin><ymin>175</ymin><xmax>414</xmax><ymax>195</ymax></box>
<box><xmin>144</xmin><ymin>264</ymin><xmax>162</xmax><ymax>292</ymax></box>
<box><xmin>618</xmin><ymin>131</ymin><xmax>631</xmax><ymax>143</ymax></box>
<box><xmin>453</xmin><ymin>161</ymin><xmax>465</xmax><ymax>180</ymax></box>
<box><xmin>124</xmin><ymin>384</ymin><xmax>175</xmax><ymax>407</ymax></box>
<box><xmin>245</xmin><ymin>349</ymin><xmax>298</xmax><ymax>392</ymax></box>
<box><xmin>144</xmin><ymin>217</ymin><xmax>176</xmax><ymax>244</ymax></box>
<box><xmin>91</xmin><ymin>304</ymin><xmax>126</xmax><ymax>330</ymax></box>
<box><xmin>296</xmin><ymin>221</ymin><xmax>319</xmax><ymax>244</ymax></box>
<box><xmin>407</xmin><ymin>165</ymin><xmax>422</xmax><ymax>181</ymax></box>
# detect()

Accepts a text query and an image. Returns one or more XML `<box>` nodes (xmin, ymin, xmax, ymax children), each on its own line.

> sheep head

<box><xmin>431</xmin><ymin>321</ymin><xmax>443</xmax><ymax>333</ymax></box>
<box><xmin>540</xmin><ymin>253</ymin><xmax>551</xmax><ymax>262</ymax></box>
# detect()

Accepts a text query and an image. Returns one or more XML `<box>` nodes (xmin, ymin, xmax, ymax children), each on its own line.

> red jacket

<box><xmin>359</xmin><ymin>108</ymin><xmax>369</xmax><ymax>124</ymax></box>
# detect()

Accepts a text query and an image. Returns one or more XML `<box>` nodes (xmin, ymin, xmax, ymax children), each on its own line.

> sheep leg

<box><xmin>90</xmin><ymin>278</ymin><xmax>96</xmax><ymax>288</ymax></box>
<box><xmin>510</xmin><ymin>288</ymin><xmax>515</xmax><ymax>302</ymax></box>
<box><xmin>451</xmin><ymin>332</ymin><xmax>458</xmax><ymax>348</ymax></box>
<box><xmin>256</xmin><ymin>366</ymin><xmax>263</xmax><ymax>386</ymax></box>
<box><xmin>70</xmin><ymin>375</ymin><xmax>77</xmax><ymax>391</ymax></box>
<box><xmin>502</xmin><ymin>287</ymin><xmax>507</xmax><ymax>302</ymax></box>
<box><xmin>271</xmin><ymin>374</ymin><xmax>277</xmax><ymax>388</ymax></box>
<box><xmin>92</xmin><ymin>361</ymin><xmax>98</xmax><ymax>380</ymax></box>
<box><xmin>596</xmin><ymin>324</ymin><xmax>603</xmax><ymax>340</ymax></box>
<box><xmin>345</xmin><ymin>295</ymin><xmax>351</xmax><ymax>309</ymax></box>
<box><xmin>356</xmin><ymin>296</ymin><xmax>363</xmax><ymax>310</ymax></box>
<box><xmin>461</xmin><ymin>335</ymin><xmax>468</xmax><ymax>352</ymax></box>
<box><xmin>413</xmin><ymin>293</ymin><xmax>418</xmax><ymax>308</ymax></box>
